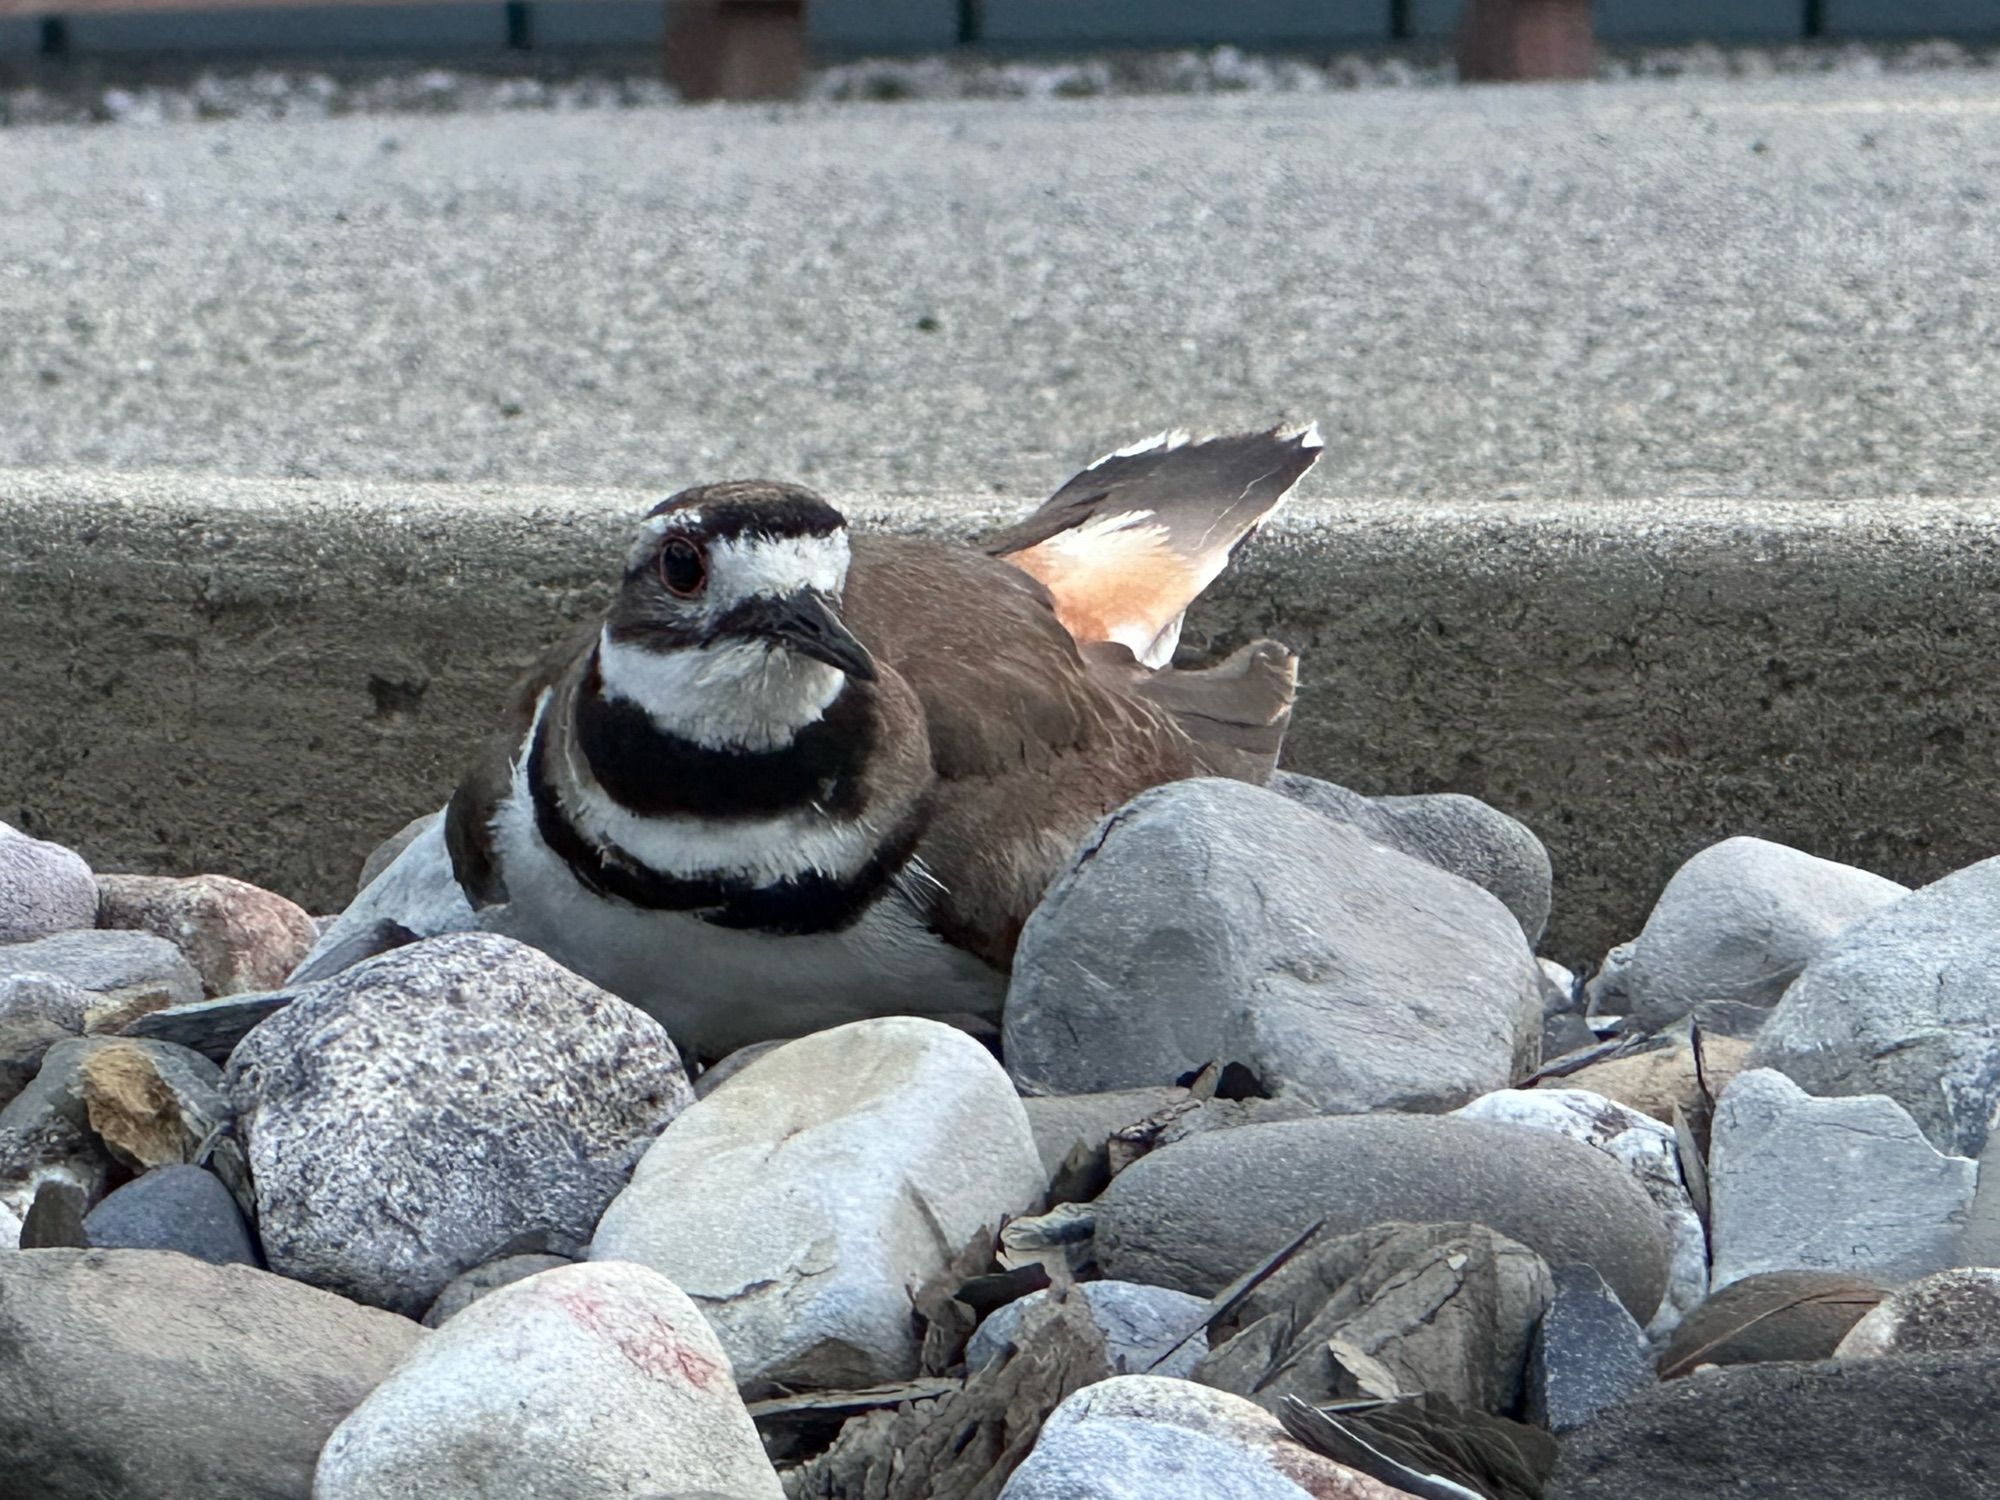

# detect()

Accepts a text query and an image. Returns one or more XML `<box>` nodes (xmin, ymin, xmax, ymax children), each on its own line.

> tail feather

<box><xmin>1081</xmin><ymin>637</ymin><xmax>1299</xmax><ymax>784</ymax></box>
<box><xmin>986</xmin><ymin>423</ymin><xmax>1322</xmax><ymax>668</ymax></box>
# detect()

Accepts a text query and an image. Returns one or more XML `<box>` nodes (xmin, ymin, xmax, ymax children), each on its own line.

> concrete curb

<box><xmin>4</xmin><ymin>465</ymin><xmax>1996</xmax><ymax>967</ymax></box>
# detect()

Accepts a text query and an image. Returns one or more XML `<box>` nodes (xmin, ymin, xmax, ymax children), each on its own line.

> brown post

<box><xmin>664</xmin><ymin>0</ymin><xmax>807</xmax><ymax>102</ymax></box>
<box><xmin>1455</xmin><ymin>0</ymin><xmax>1594</xmax><ymax>82</ymax></box>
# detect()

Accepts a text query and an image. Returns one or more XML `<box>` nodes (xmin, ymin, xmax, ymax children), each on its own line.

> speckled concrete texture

<box><xmin>3</xmin><ymin>74</ymin><xmax>1999</xmax><ymax>502</ymax></box>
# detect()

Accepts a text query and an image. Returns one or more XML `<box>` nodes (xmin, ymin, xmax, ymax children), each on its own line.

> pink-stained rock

<box><xmin>314</xmin><ymin>1259</ymin><xmax>783</xmax><ymax>1499</ymax></box>
<box><xmin>96</xmin><ymin>872</ymin><xmax>319</xmax><ymax>997</ymax></box>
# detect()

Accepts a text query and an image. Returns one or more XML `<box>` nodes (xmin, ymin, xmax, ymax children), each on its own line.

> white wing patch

<box><xmin>1086</xmin><ymin>429</ymin><xmax>1193</xmax><ymax>470</ymax></box>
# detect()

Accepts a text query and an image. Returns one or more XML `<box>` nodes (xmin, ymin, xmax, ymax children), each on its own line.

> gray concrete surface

<box><xmin>6</xmin><ymin>467</ymin><xmax>1999</xmax><ymax>970</ymax></box>
<box><xmin>4</xmin><ymin>74</ymin><xmax>2000</xmax><ymax>503</ymax></box>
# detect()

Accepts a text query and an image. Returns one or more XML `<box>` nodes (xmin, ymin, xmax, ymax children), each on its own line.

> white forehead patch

<box><xmin>643</xmin><ymin>508</ymin><xmax>700</xmax><ymax>536</ymax></box>
<box><xmin>708</xmin><ymin>530</ymin><xmax>850</xmax><ymax>603</ymax></box>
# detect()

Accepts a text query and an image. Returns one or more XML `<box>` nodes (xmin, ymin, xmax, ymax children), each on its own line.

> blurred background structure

<box><xmin>0</xmin><ymin>0</ymin><xmax>1995</xmax><ymax>97</ymax></box>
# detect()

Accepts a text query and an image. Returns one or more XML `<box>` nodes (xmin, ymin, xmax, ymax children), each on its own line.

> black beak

<box><xmin>724</xmin><ymin>590</ymin><xmax>877</xmax><ymax>682</ymax></box>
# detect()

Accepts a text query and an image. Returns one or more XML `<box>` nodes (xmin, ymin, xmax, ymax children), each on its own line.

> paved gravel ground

<box><xmin>3</xmin><ymin>71</ymin><xmax>1999</xmax><ymax>502</ymax></box>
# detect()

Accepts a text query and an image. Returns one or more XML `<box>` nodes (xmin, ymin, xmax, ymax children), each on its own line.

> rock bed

<box><xmin>2</xmin><ymin>38</ymin><xmax>1997</xmax><ymax>129</ymax></box>
<box><xmin>3</xmin><ymin>772</ymin><xmax>2000</xmax><ymax>1497</ymax></box>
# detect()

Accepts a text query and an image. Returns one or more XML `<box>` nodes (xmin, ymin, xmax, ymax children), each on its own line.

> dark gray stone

<box><xmin>421</xmin><ymin>1252</ymin><xmax>571</xmax><ymax>1327</ymax></box>
<box><xmin>0</xmin><ymin>971</ymin><xmax>96</xmax><ymax>1032</ymax></box>
<box><xmin>1195</xmin><ymin>1222</ymin><xmax>1553</xmax><ymax>1417</ymax></box>
<box><xmin>1750</xmin><ymin>854</ymin><xmax>2000</xmax><ymax>1158</ymax></box>
<box><xmin>0</xmin><ymin>822</ymin><xmax>96</xmax><ymax>944</ymax></box>
<box><xmin>1019</xmin><ymin>1088</ymin><xmax>1187</xmax><ymax>1182</ymax></box>
<box><xmin>0</xmin><ymin>997</ymin><xmax>80</xmax><ymax>1112</ymax></box>
<box><xmin>123</xmin><ymin>989</ymin><xmax>293</xmax><ymax>1062</ymax></box>
<box><xmin>83</xmin><ymin>1163</ymin><xmax>259</xmax><ymax>1267</ymax></box>
<box><xmin>20</xmin><ymin>1179</ymin><xmax>89</xmax><ymax>1248</ymax></box>
<box><xmin>1585</xmin><ymin>837</ymin><xmax>1907</xmax><ymax>1033</ymax></box>
<box><xmin>357</xmin><ymin>811</ymin><xmax>439</xmax><ymax>896</ymax></box>
<box><xmin>1094</xmin><ymin>1113</ymin><xmax>1672</xmax><ymax>1325</ymax></box>
<box><xmin>969</xmin><ymin>1280</ymin><xmax>1210</xmax><ymax>1378</ymax></box>
<box><xmin>1548</xmin><ymin>1352</ymin><xmax>2000</xmax><ymax>1500</ymax></box>
<box><xmin>0</xmin><ymin>1035</ymin><xmax>231</xmax><ymax>1247</ymax></box>
<box><xmin>1005</xmin><ymin>779</ymin><xmax>1543</xmax><ymax>1113</ymax></box>
<box><xmin>691</xmin><ymin>1038</ymin><xmax>785</xmax><ymax>1100</ymax></box>
<box><xmin>0</xmin><ymin>1248</ymin><xmax>424</xmax><ymax>1500</ymax></box>
<box><xmin>0</xmin><ymin>928</ymin><xmax>202</xmax><ymax>1009</ymax></box>
<box><xmin>229</xmin><ymin>931</ymin><xmax>693</xmax><ymax>1315</ymax></box>
<box><xmin>1528</xmin><ymin>1263</ymin><xmax>1652</xmax><ymax>1433</ymax></box>
<box><xmin>1709</xmin><ymin>1069</ymin><xmax>1976</xmax><ymax>1290</ymax></box>
<box><xmin>1270</xmin><ymin>771</ymin><xmax>1553</xmax><ymax>944</ymax></box>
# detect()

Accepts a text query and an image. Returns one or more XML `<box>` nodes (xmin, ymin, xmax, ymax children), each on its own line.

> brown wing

<box><xmin>842</xmin><ymin>536</ymin><xmax>1204</xmax><ymax>968</ymax></box>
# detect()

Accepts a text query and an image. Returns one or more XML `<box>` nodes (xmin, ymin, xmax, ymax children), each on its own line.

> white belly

<box><xmin>489</xmin><ymin>804</ymin><xmax>1005</xmax><ymax>1060</ymax></box>
<box><xmin>300</xmin><ymin>796</ymin><xmax>1003</xmax><ymax>1064</ymax></box>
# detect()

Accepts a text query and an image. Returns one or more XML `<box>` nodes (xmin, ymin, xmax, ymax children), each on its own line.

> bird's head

<box><xmin>597</xmin><ymin>481</ymin><xmax>876</xmax><ymax>751</ymax></box>
<box><xmin>609</xmin><ymin>480</ymin><xmax>875</xmax><ymax>682</ymax></box>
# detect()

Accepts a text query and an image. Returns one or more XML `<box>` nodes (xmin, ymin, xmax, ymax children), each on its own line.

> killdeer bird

<box><xmin>297</xmin><ymin>426</ymin><xmax>1319</xmax><ymax>1060</ymax></box>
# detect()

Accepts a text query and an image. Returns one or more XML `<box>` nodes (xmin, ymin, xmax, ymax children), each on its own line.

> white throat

<box><xmin>596</xmin><ymin>629</ymin><xmax>847</xmax><ymax>752</ymax></box>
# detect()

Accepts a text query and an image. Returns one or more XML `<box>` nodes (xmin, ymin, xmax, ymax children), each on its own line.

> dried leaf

<box><xmin>1323</xmin><ymin>1338</ymin><xmax>1410</xmax><ymax>1401</ymax></box>
<box><xmin>749</xmin><ymin>1378</ymin><xmax>964</xmax><ymax>1423</ymax></box>
<box><xmin>1045</xmin><ymin>1137</ymin><xmax>1108</xmax><ymax>1207</ymax></box>
<box><xmin>913</xmin><ymin>1224</ymin><xmax>1006</xmax><ymax>1377</ymax></box>
<box><xmin>1143</xmin><ymin>1216</ymin><xmax>1327</xmax><ymax>1374</ymax></box>
<box><xmin>1670</xmin><ymin>1102</ymin><xmax>1710</xmax><ymax>1243</ymax></box>
<box><xmin>1657</xmin><ymin>1284</ymin><xmax>1886</xmax><ymax>1381</ymax></box>
<box><xmin>996</xmin><ymin>1202</ymin><xmax>1096</xmax><ymax>1280</ymax></box>
<box><xmin>1279</xmin><ymin>1392</ymin><xmax>1557</xmax><ymax>1500</ymax></box>
<box><xmin>956</xmin><ymin>1265</ymin><xmax>1052</xmax><ymax>1321</ymax></box>
<box><xmin>783</xmin><ymin>1287</ymin><xmax>1114</xmax><ymax>1500</ymax></box>
<box><xmin>1687</xmin><ymin>1022</ymin><xmax>1718</xmax><ymax>1157</ymax></box>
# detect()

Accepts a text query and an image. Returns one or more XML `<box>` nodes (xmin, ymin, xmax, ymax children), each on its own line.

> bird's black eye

<box><xmin>658</xmin><ymin>537</ymin><xmax>707</xmax><ymax>598</ymax></box>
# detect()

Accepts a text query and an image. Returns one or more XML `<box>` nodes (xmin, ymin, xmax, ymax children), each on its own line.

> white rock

<box><xmin>1751</xmin><ymin>853</ymin><xmax>2000</xmax><ymax>1157</ymax></box>
<box><xmin>1453</xmin><ymin>1087</ymin><xmax>1705</xmax><ymax>1340</ymax></box>
<box><xmin>314</xmin><ymin>1260</ymin><xmax>782</xmax><ymax>1499</ymax></box>
<box><xmin>1709</xmin><ymin>1069</ymin><xmax>1977</xmax><ymax>1290</ymax></box>
<box><xmin>999</xmin><ymin>1375</ymin><xmax>1415</xmax><ymax>1499</ymax></box>
<box><xmin>1585</xmin><ymin>837</ymin><xmax>1907</xmax><ymax>1032</ymax></box>
<box><xmin>590</xmin><ymin>1016</ymin><xmax>1045</xmax><ymax>1395</ymax></box>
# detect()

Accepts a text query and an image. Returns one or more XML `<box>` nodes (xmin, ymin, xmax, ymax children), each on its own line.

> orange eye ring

<box><xmin>659</xmin><ymin>537</ymin><xmax>707</xmax><ymax>598</ymax></box>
